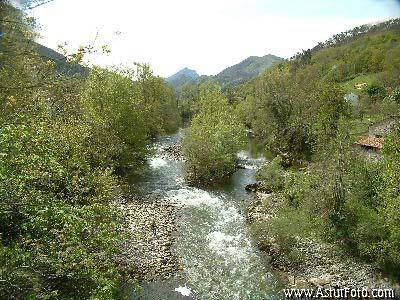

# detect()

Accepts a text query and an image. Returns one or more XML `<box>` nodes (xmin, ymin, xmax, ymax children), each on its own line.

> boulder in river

<box><xmin>245</xmin><ymin>182</ymin><xmax>263</xmax><ymax>192</ymax></box>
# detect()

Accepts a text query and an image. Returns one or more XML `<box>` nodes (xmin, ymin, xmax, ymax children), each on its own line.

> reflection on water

<box><xmin>132</xmin><ymin>130</ymin><xmax>281</xmax><ymax>300</ymax></box>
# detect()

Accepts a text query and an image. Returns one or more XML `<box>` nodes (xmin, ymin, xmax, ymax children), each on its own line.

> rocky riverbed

<box><xmin>115</xmin><ymin>196</ymin><xmax>179</xmax><ymax>281</ymax></box>
<box><xmin>164</xmin><ymin>144</ymin><xmax>184</xmax><ymax>161</ymax></box>
<box><xmin>246</xmin><ymin>191</ymin><xmax>400</xmax><ymax>295</ymax></box>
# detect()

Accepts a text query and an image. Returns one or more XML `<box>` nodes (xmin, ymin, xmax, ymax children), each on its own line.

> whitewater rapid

<box><xmin>134</xmin><ymin>130</ymin><xmax>280</xmax><ymax>299</ymax></box>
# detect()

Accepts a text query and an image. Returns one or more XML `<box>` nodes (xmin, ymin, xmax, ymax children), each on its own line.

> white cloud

<box><xmin>29</xmin><ymin>0</ymin><xmax>399</xmax><ymax>77</ymax></box>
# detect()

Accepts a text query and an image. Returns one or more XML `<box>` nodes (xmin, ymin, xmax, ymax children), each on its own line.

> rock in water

<box><xmin>175</xmin><ymin>286</ymin><xmax>192</xmax><ymax>297</ymax></box>
<box><xmin>245</xmin><ymin>182</ymin><xmax>262</xmax><ymax>192</ymax></box>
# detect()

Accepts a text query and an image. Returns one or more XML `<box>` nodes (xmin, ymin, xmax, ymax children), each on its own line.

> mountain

<box><xmin>34</xmin><ymin>42</ymin><xmax>89</xmax><ymax>76</ymax></box>
<box><xmin>166</xmin><ymin>68</ymin><xmax>200</xmax><ymax>90</ymax></box>
<box><xmin>214</xmin><ymin>54</ymin><xmax>283</xmax><ymax>88</ymax></box>
<box><xmin>166</xmin><ymin>54</ymin><xmax>283</xmax><ymax>91</ymax></box>
<box><xmin>167</xmin><ymin>67</ymin><xmax>199</xmax><ymax>81</ymax></box>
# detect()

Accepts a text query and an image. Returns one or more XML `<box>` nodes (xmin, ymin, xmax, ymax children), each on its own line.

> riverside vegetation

<box><xmin>243</xmin><ymin>21</ymin><xmax>400</xmax><ymax>280</ymax></box>
<box><xmin>1</xmin><ymin>0</ymin><xmax>400</xmax><ymax>298</ymax></box>
<box><xmin>0</xmin><ymin>2</ymin><xmax>179</xmax><ymax>298</ymax></box>
<box><xmin>180</xmin><ymin>18</ymin><xmax>400</xmax><ymax>284</ymax></box>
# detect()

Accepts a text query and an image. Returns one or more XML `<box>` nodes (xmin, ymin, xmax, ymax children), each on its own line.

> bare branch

<box><xmin>25</xmin><ymin>0</ymin><xmax>54</xmax><ymax>10</ymax></box>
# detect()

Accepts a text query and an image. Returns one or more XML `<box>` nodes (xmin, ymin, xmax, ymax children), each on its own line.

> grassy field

<box><xmin>348</xmin><ymin>114</ymin><xmax>385</xmax><ymax>142</ymax></box>
<box><xmin>342</xmin><ymin>73</ymin><xmax>379</xmax><ymax>93</ymax></box>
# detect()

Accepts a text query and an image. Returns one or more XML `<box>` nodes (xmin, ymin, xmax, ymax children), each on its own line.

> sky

<box><xmin>25</xmin><ymin>0</ymin><xmax>400</xmax><ymax>77</ymax></box>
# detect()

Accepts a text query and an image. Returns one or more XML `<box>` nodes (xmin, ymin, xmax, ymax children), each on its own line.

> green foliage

<box><xmin>177</xmin><ymin>83</ymin><xmax>200</xmax><ymax>121</ymax></box>
<box><xmin>248</xmin><ymin>64</ymin><xmax>347</xmax><ymax>163</ymax></box>
<box><xmin>368</xmin><ymin>129</ymin><xmax>400</xmax><ymax>271</ymax></box>
<box><xmin>183</xmin><ymin>82</ymin><xmax>246</xmax><ymax>183</ymax></box>
<box><xmin>302</xmin><ymin>30</ymin><xmax>400</xmax><ymax>86</ymax></box>
<box><xmin>134</xmin><ymin>63</ymin><xmax>180</xmax><ymax>135</ymax></box>
<box><xmin>0</xmin><ymin>121</ymin><xmax>130</xmax><ymax>299</ymax></box>
<box><xmin>251</xmin><ymin>202</ymin><xmax>314</xmax><ymax>266</ymax></box>
<box><xmin>393</xmin><ymin>89</ymin><xmax>400</xmax><ymax>103</ymax></box>
<box><xmin>82</xmin><ymin>67</ymin><xmax>149</xmax><ymax>171</ymax></box>
<box><xmin>255</xmin><ymin>157</ymin><xmax>285</xmax><ymax>193</ymax></box>
<box><xmin>342</xmin><ymin>73</ymin><xmax>378</xmax><ymax>93</ymax></box>
<box><xmin>81</xmin><ymin>65</ymin><xmax>180</xmax><ymax>172</ymax></box>
<box><xmin>242</xmin><ymin>20</ymin><xmax>400</xmax><ymax>278</ymax></box>
<box><xmin>337</xmin><ymin>137</ymin><xmax>400</xmax><ymax>273</ymax></box>
<box><xmin>387</xmin><ymin>88</ymin><xmax>400</xmax><ymax>104</ymax></box>
<box><xmin>262</xmin><ymin>127</ymin><xmax>400</xmax><ymax>275</ymax></box>
<box><xmin>365</xmin><ymin>82</ymin><xmax>387</xmax><ymax>99</ymax></box>
<box><xmin>0</xmin><ymin>3</ymin><xmax>179</xmax><ymax>298</ymax></box>
<box><xmin>245</xmin><ymin>46</ymin><xmax>399</xmax><ymax>272</ymax></box>
<box><xmin>250</xmin><ymin>30</ymin><xmax>400</xmax><ymax>145</ymax></box>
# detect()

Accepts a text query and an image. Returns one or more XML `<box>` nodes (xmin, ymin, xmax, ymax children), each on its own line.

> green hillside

<box><xmin>215</xmin><ymin>54</ymin><xmax>282</xmax><ymax>88</ymax></box>
<box><xmin>34</xmin><ymin>42</ymin><xmax>89</xmax><ymax>76</ymax></box>
<box><xmin>233</xmin><ymin>18</ymin><xmax>400</xmax><ymax>278</ymax></box>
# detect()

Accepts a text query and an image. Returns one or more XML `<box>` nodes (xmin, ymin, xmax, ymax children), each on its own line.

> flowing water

<box><xmin>132</xmin><ymin>129</ymin><xmax>281</xmax><ymax>300</ymax></box>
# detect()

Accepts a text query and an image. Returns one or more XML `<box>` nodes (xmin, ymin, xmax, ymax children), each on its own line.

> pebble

<box><xmin>114</xmin><ymin>196</ymin><xmax>179</xmax><ymax>281</ymax></box>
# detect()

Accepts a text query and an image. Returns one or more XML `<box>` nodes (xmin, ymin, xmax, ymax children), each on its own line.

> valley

<box><xmin>1</xmin><ymin>1</ymin><xmax>400</xmax><ymax>299</ymax></box>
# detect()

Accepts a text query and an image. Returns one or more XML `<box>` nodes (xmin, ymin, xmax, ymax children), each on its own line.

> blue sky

<box><xmin>28</xmin><ymin>0</ymin><xmax>400</xmax><ymax>77</ymax></box>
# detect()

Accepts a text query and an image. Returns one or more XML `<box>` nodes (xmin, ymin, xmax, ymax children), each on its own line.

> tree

<box><xmin>81</xmin><ymin>67</ymin><xmax>149</xmax><ymax>171</ymax></box>
<box><xmin>183</xmin><ymin>82</ymin><xmax>246</xmax><ymax>183</ymax></box>
<box><xmin>0</xmin><ymin>4</ymin><xmax>138</xmax><ymax>298</ymax></box>
<box><xmin>6</xmin><ymin>0</ymin><xmax>54</xmax><ymax>10</ymax></box>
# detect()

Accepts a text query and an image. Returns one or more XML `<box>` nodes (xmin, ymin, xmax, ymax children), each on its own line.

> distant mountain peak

<box><xmin>167</xmin><ymin>68</ymin><xmax>199</xmax><ymax>81</ymax></box>
<box><xmin>166</xmin><ymin>54</ymin><xmax>283</xmax><ymax>90</ymax></box>
<box><xmin>181</xmin><ymin>67</ymin><xmax>196</xmax><ymax>73</ymax></box>
<box><xmin>166</xmin><ymin>67</ymin><xmax>200</xmax><ymax>90</ymax></box>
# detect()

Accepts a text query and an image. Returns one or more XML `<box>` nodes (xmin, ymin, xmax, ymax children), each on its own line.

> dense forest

<box><xmin>1</xmin><ymin>0</ymin><xmax>400</xmax><ymax>298</ymax></box>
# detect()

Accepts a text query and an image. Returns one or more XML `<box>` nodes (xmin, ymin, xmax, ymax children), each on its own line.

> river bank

<box><xmin>246</xmin><ymin>191</ymin><xmax>400</xmax><ymax>295</ymax></box>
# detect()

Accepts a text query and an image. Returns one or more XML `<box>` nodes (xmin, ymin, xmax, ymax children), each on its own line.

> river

<box><xmin>132</xmin><ymin>129</ymin><xmax>281</xmax><ymax>300</ymax></box>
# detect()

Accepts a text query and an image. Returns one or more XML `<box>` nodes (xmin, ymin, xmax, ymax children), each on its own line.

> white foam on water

<box><xmin>239</xmin><ymin>164</ymin><xmax>258</xmax><ymax>170</ymax></box>
<box><xmin>207</xmin><ymin>230</ymin><xmax>252</xmax><ymax>262</ymax></box>
<box><xmin>237</xmin><ymin>151</ymin><xmax>266</xmax><ymax>170</ymax></box>
<box><xmin>175</xmin><ymin>286</ymin><xmax>192</xmax><ymax>297</ymax></box>
<box><xmin>216</xmin><ymin>206</ymin><xmax>243</xmax><ymax>227</ymax></box>
<box><xmin>175</xmin><ymin>193</ymin><xmax>277</xmax><ymax>299</ymax></box>
<box><xmin>237</xmin><ymin>151</ymin><xmax>249</xmax><ymax>160</ymax></box>
<box><xmin>207</xmin><ymin>205</ymin><xmax>255</xmax><ymax>265</ymax></box>
<box><xmin>175</xmin><ymin>176</ymin><xmax>184</xmax><ymax>184</ymax></box>
<box><xmin>148</xmin><ymin>156</ymin><xmax>168</xmax><ymax>168</ymax></box>
<box><xmin>167</xmin><ymin>187</ymin><xmax>222</xmax><ymax>207</ymax></box>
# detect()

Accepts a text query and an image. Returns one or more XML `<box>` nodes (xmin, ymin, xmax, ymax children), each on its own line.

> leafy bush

<box><xmin>255</xmin><ymin>156</ymin><xmax>285</xmax><ymax>193</ymax></box>
<box><xmin>267</xmin><ymin>129</ymin><xmax>400</xmax><ymax>275</ymax></box>
<box><xmin>183</xmin><ymin>82</ymin><xmax>246</xmax><ymax>183</ymax></box>
<box><xmin>251</xmin><ymin>203</ymin><xmax>314</xmax><ymax>266</ymax></box>
<box><xmin>82</xmin><ymin>67</ymin><xmax>149</xmax><ymax>171</ymax></box>
<box><xmin>0</xmin><ymin>121</ymin><xmax>131</xmax><ymax>299</ymax></box>
<box><xmin>240</xmin><ymin>20</ymin><xmax>400</xmax><ymax>277</ymax></box>
<box><xmin>249</xmin><ymin>65</ymin><xmax>347</xmax><ymax>163</ymax></box>
<box><xmin>386</xmin><ymin>88</ymin><xmax>400</xmax><ymax>104</ymax></box>
<box><xmin>365</xmin><ymin>82</ymin><xmax>387</xmax><ymax>99</ymax></box>
<box><xmin>392</xmin><ymin>89</ymin><xmax>400</xmax><ymax>103</ymax></box>
<box><xmin>347</xmin><ymin>129</ymin><xmax>400</xmax><ymax>273</ymax></box>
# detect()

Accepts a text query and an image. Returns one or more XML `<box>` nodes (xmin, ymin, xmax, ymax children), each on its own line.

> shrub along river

<box><xmin>131</xmin><ymin>130</ymin><xmax>281</xmax><ymax>299</ymax></box>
